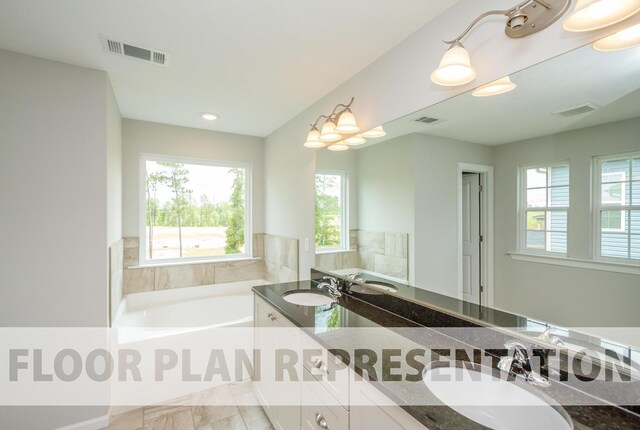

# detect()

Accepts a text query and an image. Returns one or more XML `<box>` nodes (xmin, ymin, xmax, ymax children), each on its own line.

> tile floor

<box><xmin>102</xmin><ymin>380</ymin><xmax>274</xmax><ymax>430</ymax></box>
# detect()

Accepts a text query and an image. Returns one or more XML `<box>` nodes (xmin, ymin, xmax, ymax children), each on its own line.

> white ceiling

<box><xmin>378</xmin><ymin>43</ymin><xmax>640</xmax><ymax>146</ymax></box>
<box><xmin>0</xmin><ymin>0</ymin><xmax>460</xmax><ymax>137</ymax></box>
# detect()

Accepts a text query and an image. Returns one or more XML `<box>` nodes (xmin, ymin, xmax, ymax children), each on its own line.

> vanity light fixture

<box><xmin>432</xmin><ymin>0</ymin><xmax>572</xmax><ymax>87</ymax></box>
<box><xmin>472</xmin><ymin>76</ymin><xmax>518</xmax><ymax>97</ymax></box>
<box><xmin>593</xmin><ymin>22</ymin><xmax>640</xmax><ymax>50</ymax></box>
<box><xmin>200</xmin><ymin>112</ymin><xmax>218</xmax><ymax>121</ymax></box>
<box><xmin>564</xmin><ymin>0</ymin><xmax>640</xmax><ymax>32</ymax></box>
<box><xmin>305</xmin><ymin>98</ymin><xmax>386</xmax><ymax>151</ymax></box>
<box><xmin>361</xmin><ymin>126</ymin><xmax>387</xmax><ymax>138</ymax></box>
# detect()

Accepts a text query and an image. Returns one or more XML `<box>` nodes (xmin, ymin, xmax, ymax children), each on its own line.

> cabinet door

<box><xmin>301</xmin><ymin>333</ymin><xmax>350</xmax><ymax>408</ymax></box>
<box><xmin>273</xmin><ymin>311</ymin><xmax>301</xmax><ymax>430</ymax></box>
<box><xmin>253</xmin><ymin>297</ymin><xmax>277</xmax><ymax>422</ymax></box>
<box><xmin>301</xmin><ymin>369</ymin><xmax>349</xmax><ymax>430</ymax></box>
<box><xmin>351</xmin><ymin>376</ymin><xmax>426</xmax><ymax>430</ymax></box>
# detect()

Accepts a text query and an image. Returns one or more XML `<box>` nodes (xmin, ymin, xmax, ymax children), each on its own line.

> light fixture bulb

<box><xmin>335</xmin><ymin>110</ymin><xmax>360</xmax><ymax>133</ymax></box>
<box><xmin>362</xmin><ymin>126</ymin><xmax>386</xmax><ymax>138</ymax></box>
<box><xmin>319</xmin><ymin>118</ymin><xmax>342</xmax><ymax>142</ymax></box>
<box><xmin>593</xmin><ymin>22</ymin><xmax>640</xmax><ymax>50</ymax></box>
<box><xmin>564</xmin><ymin>0</ymin><xmax>640</xmax><ymax>32</ymax></box>
<box><xmin>327</xmin><ymin>142</ymin><xmax>349</xmax><ymax>152</ymax></box>
<box><xmin>472</xmin><ymin>76</ymin><xmax>518</xmax><ymax>97</ymax></box>
<box><xmin>304</xmin><ymin>127</ymin><xmax>325</xmax><ymax>148</ymax></box>
<box><xmin>345</xmin><ymin>135</ymin><xmax>366</xmax><ymax>146</ymax></box>
<box><xmin>431</xmin><ymin>42</ymin><xmax>477</xmax><ymax>86</ymax></box>
<box><xmin>200</xmin><ymin>112</ymin><xmax>218</xmax><ymax>121</ymax></box>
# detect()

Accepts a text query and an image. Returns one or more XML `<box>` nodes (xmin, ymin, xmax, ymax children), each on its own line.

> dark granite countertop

<box><xmin>252</xmin><ymin>281</ymin><xmax>640</xmax><ymax>430</ymax></box>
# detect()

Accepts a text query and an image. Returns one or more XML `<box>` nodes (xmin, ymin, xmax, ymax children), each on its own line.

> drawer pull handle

<box><xmin>267</xmin><ymin>312</ymin><xmax>276</xmax><ymax>321</ymax></box>
<box><xmin>315</xmin><ymin>412</ymin><xmax>328</xmax><ymax>429</ymax></box>
<box><xmin>312</xmin><ymin>359</ymin><xmax>329</xmax><ymax>375</ymax></box>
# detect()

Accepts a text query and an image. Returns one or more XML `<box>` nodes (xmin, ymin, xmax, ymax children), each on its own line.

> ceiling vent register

<box><xmin>101</xmin><ymin>36</ymin><xmax>169</xmax><ymax>67</ymax></box>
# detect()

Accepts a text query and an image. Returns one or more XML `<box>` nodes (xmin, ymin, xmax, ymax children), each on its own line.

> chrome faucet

<box><xmin>317</xmin><ymin>276</ymin><xmax>342</xmax><ymax>299</ymax></box>
<box><xmin>537</xmin><ymin>328</ymin><xmax>565</xmax><ymax>346</ymax></box>
<box><xmin>498</xmin><ymin>341</ymin><xmax>550</xmax><ymax>387</ymax></box>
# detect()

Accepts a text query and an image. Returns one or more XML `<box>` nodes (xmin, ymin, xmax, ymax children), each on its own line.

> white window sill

<box><xmin>507</xmin><ymin>252</ymin><xmax>640</xmax><ymax>275</ymax></box>
<box><xmin>128</xmin><ymin>256</ymin><xmax>261</xmax><ymax>270</ymax></box>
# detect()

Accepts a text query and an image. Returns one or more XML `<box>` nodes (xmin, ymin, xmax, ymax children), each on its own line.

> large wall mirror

<box><xmin>314</xmin><ymin>42</ymin><xmax>640</xmax><ymax>352</ymax></box>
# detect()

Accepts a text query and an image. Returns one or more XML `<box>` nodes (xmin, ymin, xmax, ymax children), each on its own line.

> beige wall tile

<box><xmin>357</xmin><ymin>231</ymin><xmax>385</xmax><ymax>253</ymax></box>
<box><xmin>214</xmin><ymin>260</ymin><xmax>265</xmax><ymax>284</ymax></box>
<box><xmin>341</xmin><ymin>251</ymin><xmax>359</xmax><ymax>269</ymax></box>
<box><xmin>385</xmin><ymin>232</ymin><xmax>408</xmax><ymax>259</ymax></box>
<box><xmin>253</xmin><ymin>234</ymin><xmax>265</xmax><ymax>260</ymax></box>
<box><xmin>277</xmin><ymin>266</ymin><xmax>297</xmax><ymax>283</ymax></box>
<box><xmin>123</xmin><ymin>237</ymin><xmax>139</xmax><ymax>268</ymax></box>
<box><xmin>374</xmin><ymin>254</ymin><xmax>408</xmax><ymax>280</ymax></box>
<box><xmin>124</xmin><ymin>268</ymin><xmax>155</xmax><ymax>294</ymax></box>
<box><xmin>154</xmin><ymin>264</ymin><xmax>215</xmax><ymax>290</ymax></box>
<box><xmin>315</xmin><ymin>252</ymin><xmax>342</xmax><ymax>271</ymax></box>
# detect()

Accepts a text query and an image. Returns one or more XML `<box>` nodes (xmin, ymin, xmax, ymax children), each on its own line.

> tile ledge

<box><xmin>128</xmin><ymin>257</ymin><xmax>262</xmax><ymax>270</ymax></box>
<box><xmin>507</xmin><ymin>252</ymin><xmax>640</xmax><ymax>275</ymax></box>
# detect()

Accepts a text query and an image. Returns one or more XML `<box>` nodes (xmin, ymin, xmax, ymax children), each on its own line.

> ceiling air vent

<box><xmin>414</xmin><ymin>116</ymin><xmax>443</xmax><ymax>125</ymax></box>
<box><xmin>553</xmin><ymin>103</ymin><xmax>599</xmax><ymax>118</ymax></box>
<box><xmin>101</xmin><ymin>36</ymin><xmax>170</xmax><ymax>67</ymax></box>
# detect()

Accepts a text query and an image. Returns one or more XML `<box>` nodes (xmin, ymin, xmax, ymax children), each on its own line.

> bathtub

<box><xmin>114</xmin><ymin>279</ymin><xmax>270</xmax><ymax>344</ymax></box>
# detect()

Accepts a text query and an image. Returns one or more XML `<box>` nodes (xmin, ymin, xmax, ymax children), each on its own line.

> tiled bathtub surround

<box><xmin>254</xmin><ymin>234</ymin><xmax>299</xmax><ymax>283</ymax></box>
<box><xmin>122</xmin><ymin>235</ymin><xmax>298</xmax><ymax>294</ymax></box>
<box><xmin>315</xmin><ymin>230</ymin><xmax>409</xmax><ymax>281</ymax></box>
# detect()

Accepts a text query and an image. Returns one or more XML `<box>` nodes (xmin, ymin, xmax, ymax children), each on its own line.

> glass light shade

<box><xmin>319</xmin><ymin>119</ymin><xmax>342</xmax><ymax>142</ymax></box>
<box><xmin>335</xmin><ymin>110</ymin><xmax>360</xmax><ymax>133</ymax></box>
<box><xmin>472</xmin><ymin>76</ymin><xmax>518</xmax><ymax>97</ymax></box>
<box><xmin>430</xmin><ymin>43</ymin><xmax>477</xmax><ymax>86</ymax></box>
<box><xmin>327</xmin><ymin>142</ymin><xmax>349</xmax><ymax>151</ymax></box>
<box><xmin>345</xmin><ymin>135</ymin><xmax>366</xmax><ymax>146</ymax></box>
<box><xmin>564</xmin><ymin>0</ymin><xmax>640</xmax><ymax>32</ymax></box>
<box><xmin>304</xmin><ymin>127</ymin><xmax>325</xmax><ymax>148</ymax></box>
<box><xmin>593</xmin><ymin>22</ymin><xmax>640</xmax><ymax>50</ymax></box>
<box><xmin>362</xmin><ymin>126</ymin><xmax>386</xmax><ymax>138</ymax></box>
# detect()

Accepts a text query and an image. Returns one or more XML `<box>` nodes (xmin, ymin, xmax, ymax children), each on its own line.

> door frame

<box><xmin>457</xmin><ymin>163</ymin><xmax>494</xmax><ymax>307</ymax></box>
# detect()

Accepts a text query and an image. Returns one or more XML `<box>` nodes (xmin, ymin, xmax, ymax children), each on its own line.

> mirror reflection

<box><xmin>315</xmin><ymin>43</ymin><xmax>640</xmax><ymax>352</ymax></box>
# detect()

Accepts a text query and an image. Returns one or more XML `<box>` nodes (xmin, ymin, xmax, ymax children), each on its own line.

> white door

<box><xmin>462</xmin><ymin>174</ymin><xmax>481</xmax><ymax>305</ymax></box>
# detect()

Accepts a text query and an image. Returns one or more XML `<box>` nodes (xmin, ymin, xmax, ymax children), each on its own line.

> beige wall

<box><xmin>492</xmin><ymin>117</ymin><xmax>640</xmax><ymax>327</ymax></box>
<box><xmin>0</xmin><ymin>49</ymin><xmax>112</xmax><ymax>429</ymax></box>
<box><xmin>121</xmin><ymin>119</ymin><xmax>265</xmax><ymax>261</ymax></box>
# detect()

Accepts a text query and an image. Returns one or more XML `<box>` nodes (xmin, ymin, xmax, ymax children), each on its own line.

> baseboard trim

<box><xmin>54</xmin><ymin>414</ymin><xmax>109</xmax><ymax>430</ymax></box>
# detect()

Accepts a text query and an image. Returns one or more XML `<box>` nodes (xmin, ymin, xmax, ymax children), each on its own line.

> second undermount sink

<box><xmin>423</xmin><ymin>362</ymin><xmax>573</xmax><ymax>430</ymax></box>
<box><xmin>350</xmin><ymin>280</ymin><xmax>399</xmax><ymax>295</ymax></box>
<box><xmin>282</xmin><ymin>289</ymin><xmax>335</xmax><ymax>306</ymax></box>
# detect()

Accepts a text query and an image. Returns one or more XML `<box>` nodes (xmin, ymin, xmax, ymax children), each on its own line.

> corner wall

<box><xmin>0</xmin><ymin>49</ymin><xmax>113</xmax><ymax>429</ymax></box>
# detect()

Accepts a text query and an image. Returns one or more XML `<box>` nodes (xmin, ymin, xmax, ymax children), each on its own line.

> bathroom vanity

<box><xmin>252</xmin><ymin>274</ymin><xmax>640</xmax><ymax>430</ymax></box>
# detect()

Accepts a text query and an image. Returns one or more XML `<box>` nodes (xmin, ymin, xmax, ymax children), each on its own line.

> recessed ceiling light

<box><xmin>200</xmin><ymin>113</ymin><xmax>218</xmax><ymax>121</ymax></box>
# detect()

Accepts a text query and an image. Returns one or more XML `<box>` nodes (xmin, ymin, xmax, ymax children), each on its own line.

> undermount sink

<box><xmin>423</xmin><ymin>361</ymin><xmax>573</xmax><ymax>430</ymax></box>
<box><xmin>282</xmin><ymin>289</ymin><xmax>335</xmax><ymax>306</ymax></box>
<box><xmin>350</xmin><ymin>280</ymin><xmax>398</xmax><ymax>295</ymax></box>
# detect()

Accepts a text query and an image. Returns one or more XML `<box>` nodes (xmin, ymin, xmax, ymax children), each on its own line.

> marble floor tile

<box><xmin>103</xmin><ymin>408</ymin><xmax>143</xmax><ymax>430</ymax></box>
<box><xmin>238</xmin><ymin>405</ymin><xmax>273</xmax><ymax>430</ymax></box>
<box><xmin>191</xmin><ymin>384</ymin><xmax>239</xmax><ymax>428</ymax></box>
<box><xmin>143</xmin><ymin>396</ymin><xmax>191</xmax><ymax>422</ymax></box>
<box><xmin>142</xmin><ymin>410</ymin><xmax>194</xmax><ymax>430</ymax></box>
<box><xmin>198</xmin><ymin>414</ymin><xmax>247</xmax><ymax>430</ymax></box>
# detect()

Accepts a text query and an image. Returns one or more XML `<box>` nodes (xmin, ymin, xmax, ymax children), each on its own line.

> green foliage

<box><xmin>225</xmin><ymin>168</ymin><xmax>245</xmax><ymax>254</ymax></box>
<box><xmin>315</xmin><ymin>174</ymin><xmax>341</xmax><ymax>247</ymax></box>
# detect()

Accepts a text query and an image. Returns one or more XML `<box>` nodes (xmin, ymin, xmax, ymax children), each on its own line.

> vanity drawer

<box><xmin>301</xmin><ymin>334</ymin><xmax>350</xmax><ymax>408</ymax></box>
<box><xmin>302</xmin><ymin>368</ymin><xmax>349</xmax><ymax>430</ymax></box>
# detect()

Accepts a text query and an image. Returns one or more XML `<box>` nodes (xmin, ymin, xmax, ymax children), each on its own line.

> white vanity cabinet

<box><xmin>254</xmin><ymin>296</ymin><xmax>301</xmax><ymax>430</ymax></box>
<box><xmin>254</xmin><ymin>294</ymin><xmax>426</xmax><ymax>430</ymax></box>
<box><xmin>350</xmin><ymin>374</ymin><xmax>426</xmax><ymax>430</ymax></box>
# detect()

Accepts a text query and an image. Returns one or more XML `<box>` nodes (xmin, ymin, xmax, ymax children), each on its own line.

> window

<box><xmin>520</xmin><ymin>163</ymin><xmax>569</xmax><ymax>254</ymax></box>
<box><xmin>315</xmin><ymin>171</ymin><xmax>348</xmax><ymax>252</ymax></box>
<box><xmin>595</xmin><ymin>153</ymin><xmax>640</xmax><ymax>261</ymax></box>
<box><xmin>141</xmin><ymin>155</ymin><xmax>250</xmax><ymax>263</ymax></box>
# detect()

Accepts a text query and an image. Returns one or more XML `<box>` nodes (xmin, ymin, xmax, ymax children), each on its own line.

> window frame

<box><xmin>314</xmin><ymin>169</ymin><xmax>349</xmax><ymax>254</ymax></box>
<box><xmin>593</xmin><ymin>151</ymin><xmax>640</xmax><ymax>263</ymax></box>
<box><xmin>518</xmin><ymin>161</ymin><xmax>570</xmax><ymax>256</ymax></box>
<box><xmin>138</xmin><ymin>153</ymin><xmax>253</xmax><ymax>266</ymax></box>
